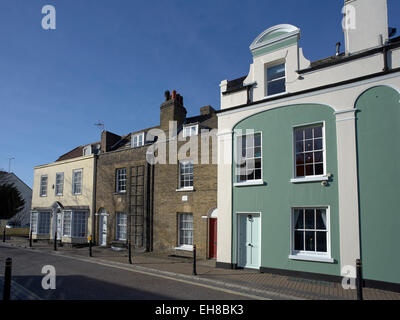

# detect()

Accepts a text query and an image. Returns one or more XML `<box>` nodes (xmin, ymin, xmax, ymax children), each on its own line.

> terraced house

<box><xmin>94</xmin><ymin>91</ymin><xmax>218</xmax><ymax>259</ymax></box>
<box><xmin>216</xmin><ymin>0</ymin><xmax>400</xmax><ymax>291</ymax></box>
<box><xmin>31</xmin><ymin>142</ymin><xmax>100</xmax><ymax>244</ymax></box>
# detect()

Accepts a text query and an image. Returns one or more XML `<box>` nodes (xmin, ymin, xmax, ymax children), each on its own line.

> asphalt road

<box><xmin>0</xmin><ymin>245</ymin><xmax>253</xmax><ymax>300</ymax></box>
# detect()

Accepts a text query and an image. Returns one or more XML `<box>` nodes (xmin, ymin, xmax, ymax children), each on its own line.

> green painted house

<box><xmin>216</xmin><ymin>0</ymin><xmax>400</xmax><ymax>292</ymax></box>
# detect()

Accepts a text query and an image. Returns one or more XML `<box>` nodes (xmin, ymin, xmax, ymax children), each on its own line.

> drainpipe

<box><xmin>383</xmin><ymin>45</ymin><xmax>389</xmax><ymax>72</ymax></box>
<box><xmin>92</xmin><ymin>154</ymin><xmax>98</xmax><ymax>244</ymax></box>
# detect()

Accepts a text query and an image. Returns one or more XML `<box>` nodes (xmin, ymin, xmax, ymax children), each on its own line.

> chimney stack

<box><xmin>343</xmin><ymin>0</ymin><xmax>389</xmax><ymax>55</ymax></box>
<box><xmin>160</xmin><ymin>90</ymin><xmax>187</xmax><ymax>134</ymax></box>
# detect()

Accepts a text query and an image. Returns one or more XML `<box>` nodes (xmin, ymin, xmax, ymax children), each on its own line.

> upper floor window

<box><xmin>40</xmin><ymin>175</ymin><xmax>48</xmax><ymax>197</ymax></box>
<box><xmin>72</xmin><ymin>169</ymin><xmax>82</xmax><ymax>195</ymax></box>
<box><xmin>183</xmin><ymin>125</ymin><xmax>198</xmax><ymax>138</ymax></box>
<box><xmin>132</xmin><ymin>133</ymin><xmax>144</xmax><ymax>148</ymax></box>
<box><xmin>294</xmin><ymin>124</ymin><xmax>324</xmax><ymax>178</ymax></box>
<box><xmin>116</xmin><ymin>168</ymin><xmax>127</xmax><ymax>193</ymax></box>
<box><xmin>236</xmin><ymin>133</ymin><xmax>262</xmax><ymax>183</ymax></box>
<box><xmin>55</xmin><ymin>172</ymin><xmax>64</xmax><ymax>196</ymax></box>
<box><xmin>266</xmin><ymin>63</ymin><xmax>285</xmax><ymax>96</ymax></box>
<box><xmin>179</xmin><ymin>161</ymin><xmax>193</xmax><ymax>189</ymax></box>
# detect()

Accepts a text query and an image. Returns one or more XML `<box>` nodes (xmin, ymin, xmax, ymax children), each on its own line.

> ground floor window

<box><xmin>116</xmin><ymin>213</ymin><xmax>127</xmax><ymax>241</ymax></box>
<box><xmin>178</xmin><ymin>213</ymin><xmax>193</xmax><ymax>247</ymax></box>
<box><xmin>292</xmin><ymin>208</ymin><xmax>328</xmax><ymax>255</ymax></box>
<box><xmin>62</xmin><ymin>210</ymin><xmax>87</xmax><ymax>238</ymax></box>
<box><xmin>30</xmin><ymin>212</ymin><xmax>38</xmax><ymax>233</ymax></box>
<box><xmin>34</xmin><ymin>211</ymin><xmax>51</xmax><ymax>235</ymax></box>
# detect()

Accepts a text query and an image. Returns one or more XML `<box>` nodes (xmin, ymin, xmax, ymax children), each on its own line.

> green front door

<box><xmin>237</xmin><ymin>213</ymin><xmax>260</xmax><ymax>269</ymax></box>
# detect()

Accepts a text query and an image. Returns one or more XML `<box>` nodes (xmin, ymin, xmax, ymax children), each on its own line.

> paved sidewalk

<box><xmin>2</xmin><ymin>237</ymin><xmax>400</xmax><ymax>300</ymax></box>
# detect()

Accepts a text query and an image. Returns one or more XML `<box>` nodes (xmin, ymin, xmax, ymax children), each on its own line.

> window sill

<box><xmin>289</xmin><ymin>254</ymin><xmax>334</xmax><ymax>263</ymax></box>
<box><xmin>114</xmin><ymin>192</ymin><xmax>127</xmax><ymax>195</ymax></box>
<box><xmin>234</xmin><ymin>180</ymin><xmax>264</xmax><ymax>187</ymax></box>
<box><xmin>176</xmin><ymin>187</ymin><xmax>194</xmax><ymax>192</ymax></box>
<box><xmin>174</xmin><ymin>245</ymin><xmax>193</xmax><ymax>252</ymax></box>
<box><xmin>263</xmin><ymin>91</ymin><xmax>287</xmax><ymax>99</ymax></box>
<box><xmin>290</xmin><ymin>175</ymin><xmax>328</xmax><ymax>184</ymax></box>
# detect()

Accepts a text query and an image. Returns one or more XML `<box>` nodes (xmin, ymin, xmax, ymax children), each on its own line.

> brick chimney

<box><xmin>100</xmin><ymin>130</ymin><xmax>121</xmax><ymax>152</ymax></box>
<box><xmin>200</xmin><ymin>105</ymin><xmax>215</xmax><ymax>116</ymax></box>
<box><xmin>160</xmin><ymin>90</ymin><xmax>187</xmax><ymax>134</ymax></box>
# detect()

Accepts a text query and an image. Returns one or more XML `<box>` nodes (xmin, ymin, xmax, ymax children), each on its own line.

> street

<box><xmin>0</xmin><ymin>245</ymin><xmax>254</xmax><ymax>300</ymax></box>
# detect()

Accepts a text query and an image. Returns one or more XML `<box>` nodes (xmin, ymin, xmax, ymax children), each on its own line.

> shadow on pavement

<box><xmin>9</xmin><ymin>275</ymin><xmax>173</xmax><ymax>300</ymax></box>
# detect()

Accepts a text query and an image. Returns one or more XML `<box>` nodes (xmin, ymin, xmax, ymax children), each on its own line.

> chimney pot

<box><xmin>172</xmin><ymin>90</ymin><xmax>177</xmax><ymax>99</ymax></box>
<box><xmin>164</xmin><ymin>90</ymin><xmax>171</xmax><ymax>101</ymax></box>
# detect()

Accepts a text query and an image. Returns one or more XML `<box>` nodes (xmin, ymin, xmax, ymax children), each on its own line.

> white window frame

<box><xmin>116</xmin><ymin>168</ymin><xmax>127</xmax><ymax>193</ymax></box>
<box><xmin>30</xmin><ymin>211</ymin><xmax>38</xmax><ymax>234</ymax></box>
<box><xmin>234</xmin><ymin>131</ymin><xmax>263</xmax><ymax>186</ymax></box>
<box><xmin>291</xmin><ymin>122</ymin><xmax>328</xmax><ymax>183</ymax></box>
<box><xmin>116</xmin><ymin>212</ymin><xmax>127</xmax><ymax>241</ymax></box>
<box><xmin>37</xmin><ymin>211</ymin><xmax>51</xmax><ymax>235</ymax></box>
<box><xmin>63</xmin><ymin>210</ymin><xmax>72</xmax><ymax>237</ymax></box>
<box><xmin>131</xmin><ymin>132</ymin><xmax>145</xmax><ymax>148</ymax></box>
<box><xmin>178</xmin><ymin>160</ymin><xmax>194</xmax><ymax>190</ymax></box>
<box><xmin>265</xmin><ymin>61</ymin><xmax>286</xmax><ymax>97</ymax></box>
<box><xmin>83</xmin><ymin>145</ymin><xmax>92</xmax><ymax>156</ymax></box>
<box><xmin>182</xmin><ymin>125</ymin><xmax>198</xmax><ymax>138</ymax></box>
<box><xmin>40</xmin><ymin>175</ymin><xmax>48</xmax><ymax>197</ymax></box>
<box><xmin>72</xmin><ymin>169</ymin><xmax>83</xmax><ymax>195</ymax></box>
<box><xmin>55</xmin><ymin>172</ymin><xmax>64</xmax><ymax>196</ymax></box>
<box><xmin>289</xmin><ymin>206</ymin><xmax>333</xmax><ymax>263</ymax></box>
<box><xmin>71</xmin><ymin>211</ymin><xmax>87</xmax><ymax>238</ymax></box>
<box><xmin>176</xmin><ymin>213</ymin><xmax>193</xmax><ymax>250</ymax></box>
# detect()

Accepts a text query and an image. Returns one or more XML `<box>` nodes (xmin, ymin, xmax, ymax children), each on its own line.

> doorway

<box><xmin>237</xmin><ymin>213</ymin><xmax>260</xmax><ymax>269</ymax></box>
<box><xmin>209</xmin><ymin>218</ymin><xmax>217</xmax><ymax>259</ymax></box>
<box><xmin>99</xmin><ymin>214</ymin><xmax>108</xmax><ymax>246</ymax></box>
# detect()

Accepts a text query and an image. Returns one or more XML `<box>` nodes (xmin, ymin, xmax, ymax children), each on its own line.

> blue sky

<box><xmin>1</xmin><ymin>0</ymin><xmax>399</xmax><ymax>187</ymax></box>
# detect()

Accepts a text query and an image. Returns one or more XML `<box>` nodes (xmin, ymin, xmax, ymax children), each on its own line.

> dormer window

<box><xmin>132</xmin><ymin>132</ymin><xmax>145</xmax><ymax>148</ymax></box>
<box><xmin>183</xmin><ymin>125</ymin><xmax>198</xmax><ymax>138</ymax></box>
<box><xmin>83</xmin><ymin>145</ymin><xmax>92</xmax><ymax>156</ymax></box>
<box><xmin>266</xmin><ymin>63</ymin><xmax>286</xmax><ymax>96</ymax></box>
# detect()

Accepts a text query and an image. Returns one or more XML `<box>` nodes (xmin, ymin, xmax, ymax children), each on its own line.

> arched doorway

<box><xmin>208</xmin><ymin>208</ymin><xmax>218</xmax><ymax>259</ymax></box>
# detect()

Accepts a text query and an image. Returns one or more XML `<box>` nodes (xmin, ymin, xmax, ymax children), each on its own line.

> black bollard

<box><xmin>3</xmin><ymin>258</ymin><xmax>12</xmax><ymax>301</ymax></box>
<box><xmin>128</xmin><ymin>241</ymin><xmax>132</xmax><ymax>264</ymax></box>
<box><xmin>356</xmin><ymin>259</ymin><xmax>363</xmax><ymax>300</ymax></box>
<box><xmin>89</xmin><ymin>239</ymin><xmax>93</xmax><ymax>257</ymax></box>
<box><xmin>192</xmin><ymin>245</ymin><xmax>197</xmax><ymax>276</ymax></box>
<box><xmin>29</xmin><ymin>229</ymin><xmax>33</xmax><ymax>247</ymax></box>
<box><xmin>2</xmin><ymin>227</ymin><xmax>6</xmax><ymax>242</ymax></box>
<box><xmin>54</xmin><ymin>232</ymin><xmax>57</xmax><ymax>251</ymax></box>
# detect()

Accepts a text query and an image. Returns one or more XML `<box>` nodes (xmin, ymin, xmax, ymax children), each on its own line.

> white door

<box><xmin>56</xmin><ymin>213</ymin><xmax>62</xmax><ymax>240</ymax></box>
<box><xmin>99</xmin><ymin>215</ymin><xmax>107</xmax><ymax>246</ymax></box>
<box><xmin>237</xmin><ymin>213</ymin><xmax>260</xmax><ymax>269</ymax></box>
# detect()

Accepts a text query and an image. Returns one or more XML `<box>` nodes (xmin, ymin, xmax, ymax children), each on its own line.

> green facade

<box><xmin>356</xmin><ymin>86</ymin><xmax>400</xmax><ymax>285</ymax></box>
<box><xmin>232</xmin><ymin>104</ymin><xmax>341</xmax><ymax>276</ymax></box>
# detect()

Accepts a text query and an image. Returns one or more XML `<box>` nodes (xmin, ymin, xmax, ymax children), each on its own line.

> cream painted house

<box><xmin>31</xmin><ymin>143</ymin><xmax>99</xmax><ymax>244</ymax></box>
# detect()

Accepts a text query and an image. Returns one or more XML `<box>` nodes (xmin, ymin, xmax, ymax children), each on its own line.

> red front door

<box><xmin>209</xmin><ymin>218</ymin><xmax>217</xmax><ymax>259</ymax></box>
